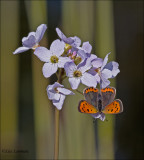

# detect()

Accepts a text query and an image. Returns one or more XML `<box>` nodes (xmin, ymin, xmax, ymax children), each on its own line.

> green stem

<box><xmin>54</xmin><ymin>68</ymin><xmax>64</xmax><ymax>160</ymax></box>
<box><xmin>54</xmin><ymin>108</ymin><xmax>60</xmax><ymax>160</ymax></box>
<box><xmin>67</xmin><ymin>88</ymin><xmax>83</xmax><ymax>96</ymax></box>
<box><xmin>76</xmin><ymin>89</ymin><xmax>83</xmax><ymax>95</ymax></box>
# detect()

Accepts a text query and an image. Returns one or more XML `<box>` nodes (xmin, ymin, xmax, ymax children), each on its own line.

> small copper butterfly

<box><xmin>78</xmin><ymin>86</ymin><xmax>123</xmax><ymax>116</ymax></box>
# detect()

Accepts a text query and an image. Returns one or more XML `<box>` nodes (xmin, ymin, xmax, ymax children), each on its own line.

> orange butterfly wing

<box><xmin>78</xmin><ymin>100</ymin><xmax>98</xmax><ymax>114</ymax></box>
<box><xmin>102</xmin><ymin>99</ymin><xmax>123</xmax><ymax>114</ymax></box>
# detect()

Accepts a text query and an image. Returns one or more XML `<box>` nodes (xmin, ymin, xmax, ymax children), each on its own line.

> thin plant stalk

<box><xmin>54</xmin><ymin>69</ymin><xmax>63</xmax><ymax>160</ymax></box>
<box><xmin>54</xmin><ymin>108</ymin><xmax>60</xmax><ymax>160</ymax></box>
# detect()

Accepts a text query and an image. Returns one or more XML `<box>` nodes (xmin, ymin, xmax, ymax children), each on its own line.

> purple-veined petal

<box><xmin>100</xmin><ymin>76</ymin><xmax>110</xmax><ymax>89</ymax></box>
<box><xmin>88</xmin><ymin>68</ymin><xmax>97</xmax><ymax>76</ymax></box>
<box><xmin>69</xmin><ymin>77</ymin><xmax>81</xmax><ymax>90</ymax></box>
<box><xmin>42</xmin><ymin>63</ymin><xmax>58</xmax><ymax>78</ymax></box>
<box><xmin>105</xmin><ymin>61</ymin><xmax>120</xmax><ymax>78</ymax></box>
<box><xmin>35</xmin><ymin>24</ymin><xmax>47</xmax><ymax>42</ymax></box>
<box><xmin>91</xmin><ymin>58</ymin><xmax>103</xmax><ymax>68</ymax></box>
<box><xmin>53</xmin><ymin>94</ymin><xmax>66</xmax><ymax>110</ymax></box>
<box><xmin>71</xmin><ymin>36</ymin><xmax>81</xmax><ymax>47</ymax></box>
<box><xmin>77</xmin><ymin>50</ymin><xmax>88</xmax><ymax>60</ymax></box>
<box><xmin>22</xmin><ymin>32</ymin><xmax>37</xmax><ymax>48</ymax></box>
<box><xmin>64</xmin><ymin>62</ymin><xmax>77</xmax><ymax>77</ymax></box>
<box><xmin>50</xmin><ymin>39</ymin><xmax>65</xmax><ymax>56</ymax></box>
<box><xmin>58</xmin><ymin>57</ymin><xmax>72</xmax><ymax>68</ymax></box>
<box><xmin>47</xmin><ymin>82</ymin><xmax>63</xmax><ymax>91</ymax></box>
<box><xmin>81</xmin><ymin>72</ymin><xmax>97</xmax><ymax>88</ymax></box>
<box><xmin>47</xmin><ymin>91</ymin><xmax>60</xmax><ymax>101</ymax></box>
<box><xmin>91</xmin><ymin>112</ymin><xmax>105</xmax><ymax>121</ymax></box>
<box><xmin>101</xmin><ymin>52</ymin><xmax>111</xmax><ymax>70</ymax></box>
<box><xmin>34</xmin><ymin>47</ymin><xmax>52</xmax><ymax>62</ymax></box>
<box><xmin>78</xmin><ymin>58</ymin><xmax>92</xmax><ymax>73</ymax></box>
<box><xmin>56</xmin><ymin>28</ymin><xmax>74</xmax><ymax>44</ymax></box>
<box><xmin>13</xmin><ymin>46</ymin><xmax>30</xmax><ymax>54</ymax></box>
<box><xmin>57</xmin><ymin>87</ymin><xmax>74</xmax><ymax>95</ymax></box>
<box><xmin>101</xmin><ymin>69</ymin><xmax>112</xmax><ymax>79</ymax></box>
<box><xmin>104</xmin><ymin>61</ymin><xmax>113</xmax><ymax>70</ymax></box>
<box><xmin>88</xmin><ymin>54</ymin><xmax>97</xmax><ymax>62</ymax></box>
<box><xmin>82</xmin><ymin>42</ymin><xmax>92</xmax><ymax>53</ymax></box>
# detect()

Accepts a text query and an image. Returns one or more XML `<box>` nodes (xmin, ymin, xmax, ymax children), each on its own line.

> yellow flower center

<box><xmin>50</xmin><ymin>55</ymin><xmax>59</xmax><ymax>63</ymax></box>
<box><xmin>73</xmin><ymin>70</ymin><xmax>82</xmax><ymax>77</ymax></box>
<box><xmin>65</xmin><ymin>43</ymin><xmax>72</xmax><ymax>50</ymax></box>
<box><xmin>61</xmin><ymin>44</ymin><xmax>72</xmax><ymax>56</ymax></box>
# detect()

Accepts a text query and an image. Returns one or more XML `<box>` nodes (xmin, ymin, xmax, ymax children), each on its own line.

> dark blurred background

<box><xmin>1</xmin><ymin>0</ymin><xmax>143</xmax><ymax>159</ymax></box>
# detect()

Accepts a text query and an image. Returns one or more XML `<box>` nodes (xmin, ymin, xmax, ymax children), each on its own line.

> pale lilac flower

<box><xmin>47</xmin><ymin>82</ymin><xmax>74</xmax><ymax>110</ymax></box>
<box><xmin>34</xmin><ymin>39</ymin><xmax>71</xmax><ymax>78</ymax></box>
<box><xmin>13</xmin><ymin>24</ymin><xmax>47</xmax><ymax>54</ymax></box>
<box><xmin>64</xmin><ymin>59</ymin><xmax>97</xmax><ymax>90</ymax></box>
<box><xmin>89</xmin><ymin>53</ymin><xmax>120</xmax><ymax>88</ymax></box>
<box><xmin>88</xmin><ymin>53</ymin><xmax>98</xmax><ymax>62</ymax></box>
<box><xmin>91</xmin><ymin>113</ymin><xmax>105</xmax><ymax>121</ymax></box>
<box><xmin>56</xmin><ymin>28</ymin><xmax>81</xmax><ymax>48</ymax></box>
<box><xmin>56</xmin><ymin>28</ymin><xmax>94</xmax><ymax>62</ymax></box>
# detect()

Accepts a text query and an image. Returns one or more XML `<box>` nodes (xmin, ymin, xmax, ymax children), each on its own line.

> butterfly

<box><xmin>78</xmin><ymin>86</ymin><xmax>123</xmax><ymax>121</ymax></box>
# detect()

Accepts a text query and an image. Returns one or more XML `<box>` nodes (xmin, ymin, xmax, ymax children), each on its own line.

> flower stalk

<box><xmin>54</xmin><ymin>107</ymin><xmax>60</xmax><ymax>160</ymax></box>
<box><xmin>54</xmin><ymin>68</ymin><xmax>63</xmax><ymax>160</ymax></box>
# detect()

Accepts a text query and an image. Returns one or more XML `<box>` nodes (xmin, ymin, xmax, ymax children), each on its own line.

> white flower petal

<box><xmin>78</xmin><ymin>58</ymin><xmax>92</xmax><ymax>73</ymax></box>
<box><xmin>53</xmin><ymin>94</ymin><xmax>66</xmax><ymax>110</ymax></box>
<box><xmin>50</xmin><ymin>39</ymin><xmax>65</xmax><ymax>56</ymax></box>
<box><xmin>81</xmin><ymin>72</ymin><xmax>97</xmax><ymax>88</ymax></box>
<box><xmin>69</xmin><ymin>77</ymin><xmax>80</xmax><ymax>90</ymax></box>
<box><xmin>47</xmin><ymin>82</ymin><xmax>63</xmax><ymax>91</ymax></box>
<box><xmin>64</xmin><ymin>62</ymin><xmax>77</xmax><ymax>77</ymax></box>
<box><xmin>42</xmin><ymin>63</ymin><xmax>58</xmax><ymax>78</ymax></box>
<box><xmin>22</xmin><ymin>32</ymin><xmax>36</xmax><ymax>48</ymax></box>
<box><xmin>57</xmin><ymin>88</ymin><xmax>74</xmax><ymax>95</ymax></box>
<box><xmin>82</xmin><ymin>41</ymin><xmax>92</xmax><ymax>53</ymax></box>
<box><xmin>101</xmin><ymin>52</ymin><xmax>111</xmax><ymax>70</ymax></box>
<box><xmin>71</xmin><ymin>36</ymin><xmax>81</xmax><ymax>47</ymax></box>
<box><xmin>34</xmin><ymin>47</ymin><xmax>52</xmax><ymax>62</ymax></box>
<box><xmin>13</xmin><ymin>46</ymin><xmax>30</xmax><ymax>54</ymax></box>
<box><xmin>35</xmin><ymin>24</ymin><xmax>47</xmax><ymax>42</ymax></box>
<box><xmin>101</xmin><ymin>69</ymin><xmax>112</xmax><ymax>79</ymax></box>
<box><xmin>47</xmin><ymin>91</ymin><xmax>60</xmax><ymax>101</ymax></box>
<box><xmin>91</xmin><ymin>58</ymin><xmax>103</xmax><ymax>68</ymax></box>
<box><xmin>58</xmin><ymin>57</ymin><xmax>72</xmax><ymax>68</ymax></box>
<box><xmin>100</xmin><ymin>76</ymin><xmax>110</xmax><ymax>89</ymax></box>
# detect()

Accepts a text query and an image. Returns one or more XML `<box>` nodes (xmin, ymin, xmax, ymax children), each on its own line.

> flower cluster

<box><xmin>13</xmin><ymin>24</ymin><xmax>120</xmax><ymax>120</ymax></box>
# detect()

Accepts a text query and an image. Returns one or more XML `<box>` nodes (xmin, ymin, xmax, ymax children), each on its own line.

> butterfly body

<box><xmin>98</xmin><ymin>99</ymin><xmax>102</xmax><ymax>113</ymax></box>
<box><xmin>78</xmin><ymin>87</ymin><xmax>123</xmax><ymax>118</ymax></box>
